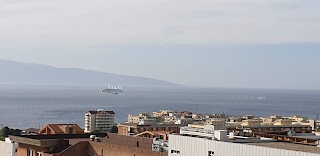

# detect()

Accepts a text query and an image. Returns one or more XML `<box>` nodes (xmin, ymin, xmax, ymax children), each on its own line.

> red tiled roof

<box><xmin>49</xmin><ymin>124</ymin><xmax>64</xmax><ymax>134</ymax></box>
<box><xmin>39</xmin><ymin>124</ymin><xmax>84</xmax><ymax>134</ymax></box>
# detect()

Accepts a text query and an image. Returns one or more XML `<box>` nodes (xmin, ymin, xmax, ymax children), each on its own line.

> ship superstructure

<box><xmin>99</xmin><ymin>85</ymin><xmax>123</xmax><ymax>94</ymax></box>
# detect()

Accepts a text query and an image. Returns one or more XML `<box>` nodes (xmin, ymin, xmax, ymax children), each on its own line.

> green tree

<box><xmin>110</xmin><ymin>126</ymin><xmax>118</xmax><ymax>133</ymax></box>
<box><xmin>12</xmin><ymin>129</ymin><xmax>22</xmax><ymax>136</ymax></box>
<box><xmin>93</xmin><ymin>129</ymin><xmax>101</xmax><ymax>133</ymax></box>
<box><xmin>0</xmin><ymin>127</ymin><xmax>10</xmax><ymax>137</ymax></box>
<box><xmin>0</xmin><ymin>127</ymin><xmax>22</xmax><ymax>140</ymax></box>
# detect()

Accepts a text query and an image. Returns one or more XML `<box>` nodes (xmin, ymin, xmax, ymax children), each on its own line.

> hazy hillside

<box><xmin>0</xmin><ymin>59</ymin><xmax>178</xmax><ymax>86</ymax></box>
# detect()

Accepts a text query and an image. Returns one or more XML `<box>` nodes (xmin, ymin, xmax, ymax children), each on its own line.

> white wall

<box><xmin>169</xmin><ymin>135</ymin><xmax>320</xmax><ymax>156</ymax></box>
<box><xmin>0</xmin><ymin>138</ymin><xmax>18</xmax><ymax>156</ymax></box>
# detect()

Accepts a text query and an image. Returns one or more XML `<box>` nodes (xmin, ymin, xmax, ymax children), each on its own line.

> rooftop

<box><xmin>39</xmin><ymin>124</ymin><xmax>84</xmax><ymax>134</ymax></box>
<box><xmin>9</xmin><ymin>133</ymin><xmax>164</xmax><ymax>155</ymax></box>
<box><xmin>240</xmin><ymin>124</ymin><xmax>311</xmax><ymax>128</ymax></box>
<box><xmin>9</xmin><ymin>133</ymin><xmax>108</xmax><ymax>147</ymax></box>
<box><xmin>87</xmin><ymin>110</ymin><xmax>115</xmax><ymax>115</ymax></box>
<box><xmin>9</xmin><ymin>133</ymin><xmax>154</xmax><ymax>148</ymax></box>
<box><xmin>119</xmin><ymin>122</ymin><xmax>184</xmax><ymax>127</ymax></box>
<box><xmin>247</xmin><ymin>142</ymin><xmax>320</xmax><ymax>154</ymax></box>
<box><xmin>176</xmin><ymin>131</ymin><xmax>320</xmax><ymax>154</ymax></box>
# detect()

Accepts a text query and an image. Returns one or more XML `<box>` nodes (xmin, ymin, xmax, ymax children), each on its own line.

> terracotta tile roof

<box><xmin>39</xmin><ymin>124</ymin><xmax>84</xmax><ymax>134</ymax></box>
<box><xmin>49</xmin><ymin>124</ymin><xmax>64</xmax><ymax>134</ymax></box>
<box><xmin>69</xmin><ymin>138</ymin><xmax>90</xmax><ymax>145</ymax></box>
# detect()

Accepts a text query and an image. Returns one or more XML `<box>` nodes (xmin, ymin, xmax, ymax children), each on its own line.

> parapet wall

<box><xmin>89</xmin><ymin>141</ymin><xmax>167</xmax><ymax>156</ymax></box>
<box><xmin>104</xmin><ymin>133</ymin><xmax>153</xmax><ymax>149</ymax></box>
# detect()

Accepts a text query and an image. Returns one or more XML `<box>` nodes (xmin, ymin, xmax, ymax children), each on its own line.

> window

<box><xmin>159</xmin><ymin>135</ymin><xmax>164</xmax><ymax>140</ymax></box>
<box><xmin>208</xmin><ymin>151</ymin><xmax>214</xmax><ymax>156</ymax></box>
<box><xmin>68</xmin><ymin>127</ymin><xmax>73</xmax><ymax>133</ymax></box>
<box><xmin>171</xmin><ymin>150</ymin><xmax>180</xmax><ymax>154</ymax></box>
<box><xmin>37</xmin><ymin>152</ymin><xmax>42</xmax><ymax>156</ymax></box>
<box><xmin>28</xmin><ymin>149</ymin><xmax>33</xmax><ymax>156</ymax></box>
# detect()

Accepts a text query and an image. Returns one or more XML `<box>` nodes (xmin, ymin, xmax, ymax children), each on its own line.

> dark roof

<box><xmin>88</xmin><ymin>110</ymin><xmax>115</xmax><ymax>114</ymax></box>
<box><xmin>10</xmin><ymin>133</ymin><xmax>156</xmax><ymax>154</ymax></box>
<box><xmin>10</xmin><ymin>133</ymin><xmax>108</xmax><ymax>140</ymax></box>
<box><xmin>9</xmin><ymin>134</ymin><xmax>107</xmax><ymax>154</ymax></box>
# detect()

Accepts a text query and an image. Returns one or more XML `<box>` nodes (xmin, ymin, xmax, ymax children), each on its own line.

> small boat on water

<box><xmin>257</xmin><ymin>97</ymin><xmax>268</xmax><ymax>100</ymax></box>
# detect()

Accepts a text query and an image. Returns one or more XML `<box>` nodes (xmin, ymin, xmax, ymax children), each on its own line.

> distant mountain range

<box><xmin>0</xmin><ymin>59</ymin><xmax>179</xmax><ymax>86</ymax></box>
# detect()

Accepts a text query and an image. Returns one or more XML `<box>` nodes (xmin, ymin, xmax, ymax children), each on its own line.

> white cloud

<box><xmin>0</xmin><ymin>0</ymin><xmax>319</xmax><ymax>47</ymax></box>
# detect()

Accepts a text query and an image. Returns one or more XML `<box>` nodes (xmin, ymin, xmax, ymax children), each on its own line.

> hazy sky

<box><xmin>0</xmin><ymin>0</ymin><xmax>320</xmax><ymax>89</ymax></box>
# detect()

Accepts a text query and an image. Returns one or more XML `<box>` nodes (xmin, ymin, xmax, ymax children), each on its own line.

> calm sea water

<box><xmin>0</xmin><ymin>84</ymin><xmax>320</xmax><ymax>129</ymax></box>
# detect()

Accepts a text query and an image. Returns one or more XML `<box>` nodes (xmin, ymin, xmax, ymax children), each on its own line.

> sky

<box><xmin>0</xmin><ymin>0</ymin><xmax>320</xmax><ymax>89</ymax></box>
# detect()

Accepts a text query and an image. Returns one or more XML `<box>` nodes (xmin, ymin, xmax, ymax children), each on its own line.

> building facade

<box><xmin>9</xmin><ymin>133</ymin><xmax>167</xmax><ymax>156</ymax></box>
<box><xmin>118</xmin><ymin>123</ymin><xmax>181</xmax><ymax>136</ymax></box>
<box><xmin>0</xmin><ymin>138</ymin><xmax>18</xmax><ymax>156</ymax></box>
<box><xmin>169</xmin><ymin>134</ymin><xmax>320</xmax><ymax>156</ymax></box>
<box><xmin>85</xmin><ymin>109</ymin><xmax>115</xmax><ymax>133</ymax></box>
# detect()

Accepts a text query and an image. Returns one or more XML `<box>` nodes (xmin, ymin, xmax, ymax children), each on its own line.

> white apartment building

<box><xmin>169</xmin><ymin>125</ymin><xmax>320</xmax><ymax>156</ymax></box>
<box><xmin>85</xmin><ymin>109</ymin><xmax>115</xmax><ymax>133</ymax></box>
<box><xmin>169</xmin><ymin>134</ymin><xmax>320</xmax><ymax>156</ymax></box>
<box><xmin>0</xmin><ymin>138</ymin><xmax>18</xmax><ymax>156</ymax></box>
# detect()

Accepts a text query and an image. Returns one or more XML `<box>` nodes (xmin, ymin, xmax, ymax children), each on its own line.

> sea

<box><xmin>0</xmin><ymin>84</ymin><xmax>320</xmax><ymax>130</ymax></box>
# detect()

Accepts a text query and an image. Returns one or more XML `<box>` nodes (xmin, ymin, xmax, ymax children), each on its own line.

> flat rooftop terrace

<box><xmin>9</xmin><ymin>133</ymin><xmax>108</xmax><ymax>147</ymax></box>
<box><xmin>247</xmin><ymin>142</ymin><xmax>320</xmax><ymax>154</ymax></box>
<box><xmin>177</xmin><ymin>133</ymin><xmax>320</xmax><ymax>154</ymax></box>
